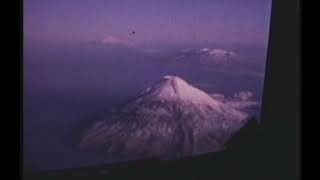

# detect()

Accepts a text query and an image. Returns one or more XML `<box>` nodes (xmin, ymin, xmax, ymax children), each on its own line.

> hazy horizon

<box><xmin>25</xmin><ymin>0</ymin><xmax>272</xmax><ymax>45</ymax></box>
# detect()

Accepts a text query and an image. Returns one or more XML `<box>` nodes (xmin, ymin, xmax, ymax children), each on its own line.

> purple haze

<box><xmin>24</xmin><ymin>0</ymin><xmax>272</xmax><ymax>171</ymax></box>
<box><xmin>25</xmin><ymin>0</ymin><xmax>272</xmax><ymax>44</ymax></box>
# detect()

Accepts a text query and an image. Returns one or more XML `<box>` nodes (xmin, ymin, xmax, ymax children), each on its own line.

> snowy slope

<box><xmin>78</xmin><ymin>76</ymin><xmax>250</xmax><ymax>159</ymax></box>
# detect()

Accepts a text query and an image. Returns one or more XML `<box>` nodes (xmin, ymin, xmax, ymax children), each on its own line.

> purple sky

<box><xmin>24</xmin><ymin>0</ymin><xmax>272</xmax><ymax>45</ymax></box>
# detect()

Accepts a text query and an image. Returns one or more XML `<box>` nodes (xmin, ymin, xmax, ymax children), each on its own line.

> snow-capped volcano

<box><xmin>137</xmin><ymin>76</ymin><xmax>227</xmax><ymax>105</ymax></box>
<box><xmin>208</xmin><ymin>48</ymin><xmax>237</xmax><ymax>58</ymax></box>
<box><xmin>174</xmin><ymin>48</ymin><xmax>238</xmax><ymax>65</ymax></box>
<box><xmin>100</xmin><ymin>35</ymin><xmax>136</xmax><ymax>47</ymax></box>
<box><xmin>78</xmin><ymin>76</ymin><xmax>249</xmax><ymax>160</ymax></box>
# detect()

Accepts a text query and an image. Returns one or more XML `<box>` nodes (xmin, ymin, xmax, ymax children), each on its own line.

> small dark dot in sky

<box><xmin>132</xmin><ymin>31</ymin><xmax>135</xmax><ymax>35</ymax></box>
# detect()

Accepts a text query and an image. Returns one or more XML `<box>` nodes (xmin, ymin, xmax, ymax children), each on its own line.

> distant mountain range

<box><xmin>77</xmin><ymin>76</ymin><xmax>251</xmax><ymax>161</ymax></box>
<box><xmin>172</xmin><ymin>48</ymin><xmax>239</xmax><ymax>65</ymax></box>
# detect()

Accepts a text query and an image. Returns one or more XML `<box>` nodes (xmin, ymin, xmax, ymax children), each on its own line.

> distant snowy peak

<box><xmin>100</xmin><ymin>35</ymin><xmax>135</xmax><ymax>47</ymax></box>
<box><xmin>175</xmin><ymin>47</ymin><xmax>238</xmax><ymax>64</ymax></box>
<box><xmin>101</xmin><ymin>36</ymin><xmax>123</xmax><ymax>44</ymax></box>
<box><xmin>182</xmin><ymin>47</ymin><xmax>237</xmax><ymax>56</ymax></box>
<box><xmin>198</xmin><ymin>48</ymin><xmax>211</xmax><ymax>53</ymax></box>
<box><xmin>208</xmin><ymin>48</ymin><xmax>237</xmax><ymax>59</ymax></box>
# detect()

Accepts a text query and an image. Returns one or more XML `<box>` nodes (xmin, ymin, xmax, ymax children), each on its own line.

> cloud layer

<box><xmin>210</xmin><ymin>91</ymin><xmax>259</xmax><ymax>111</ymax></box>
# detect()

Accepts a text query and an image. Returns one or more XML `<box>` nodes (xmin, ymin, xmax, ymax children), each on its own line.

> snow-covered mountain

<box><xmin>100</xmin><ymin>35</ymin><xmax>136</xmax><ymax>47</ymax></box>
<box><xmin>78</xmin><ymin>76</ymin><xmax>250</xmax><ymax>160</ymax></box>
<box><xmin>173</xmin><ymin>48</ymin><xmax>238</xmax><ymax>65</ymax></box>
